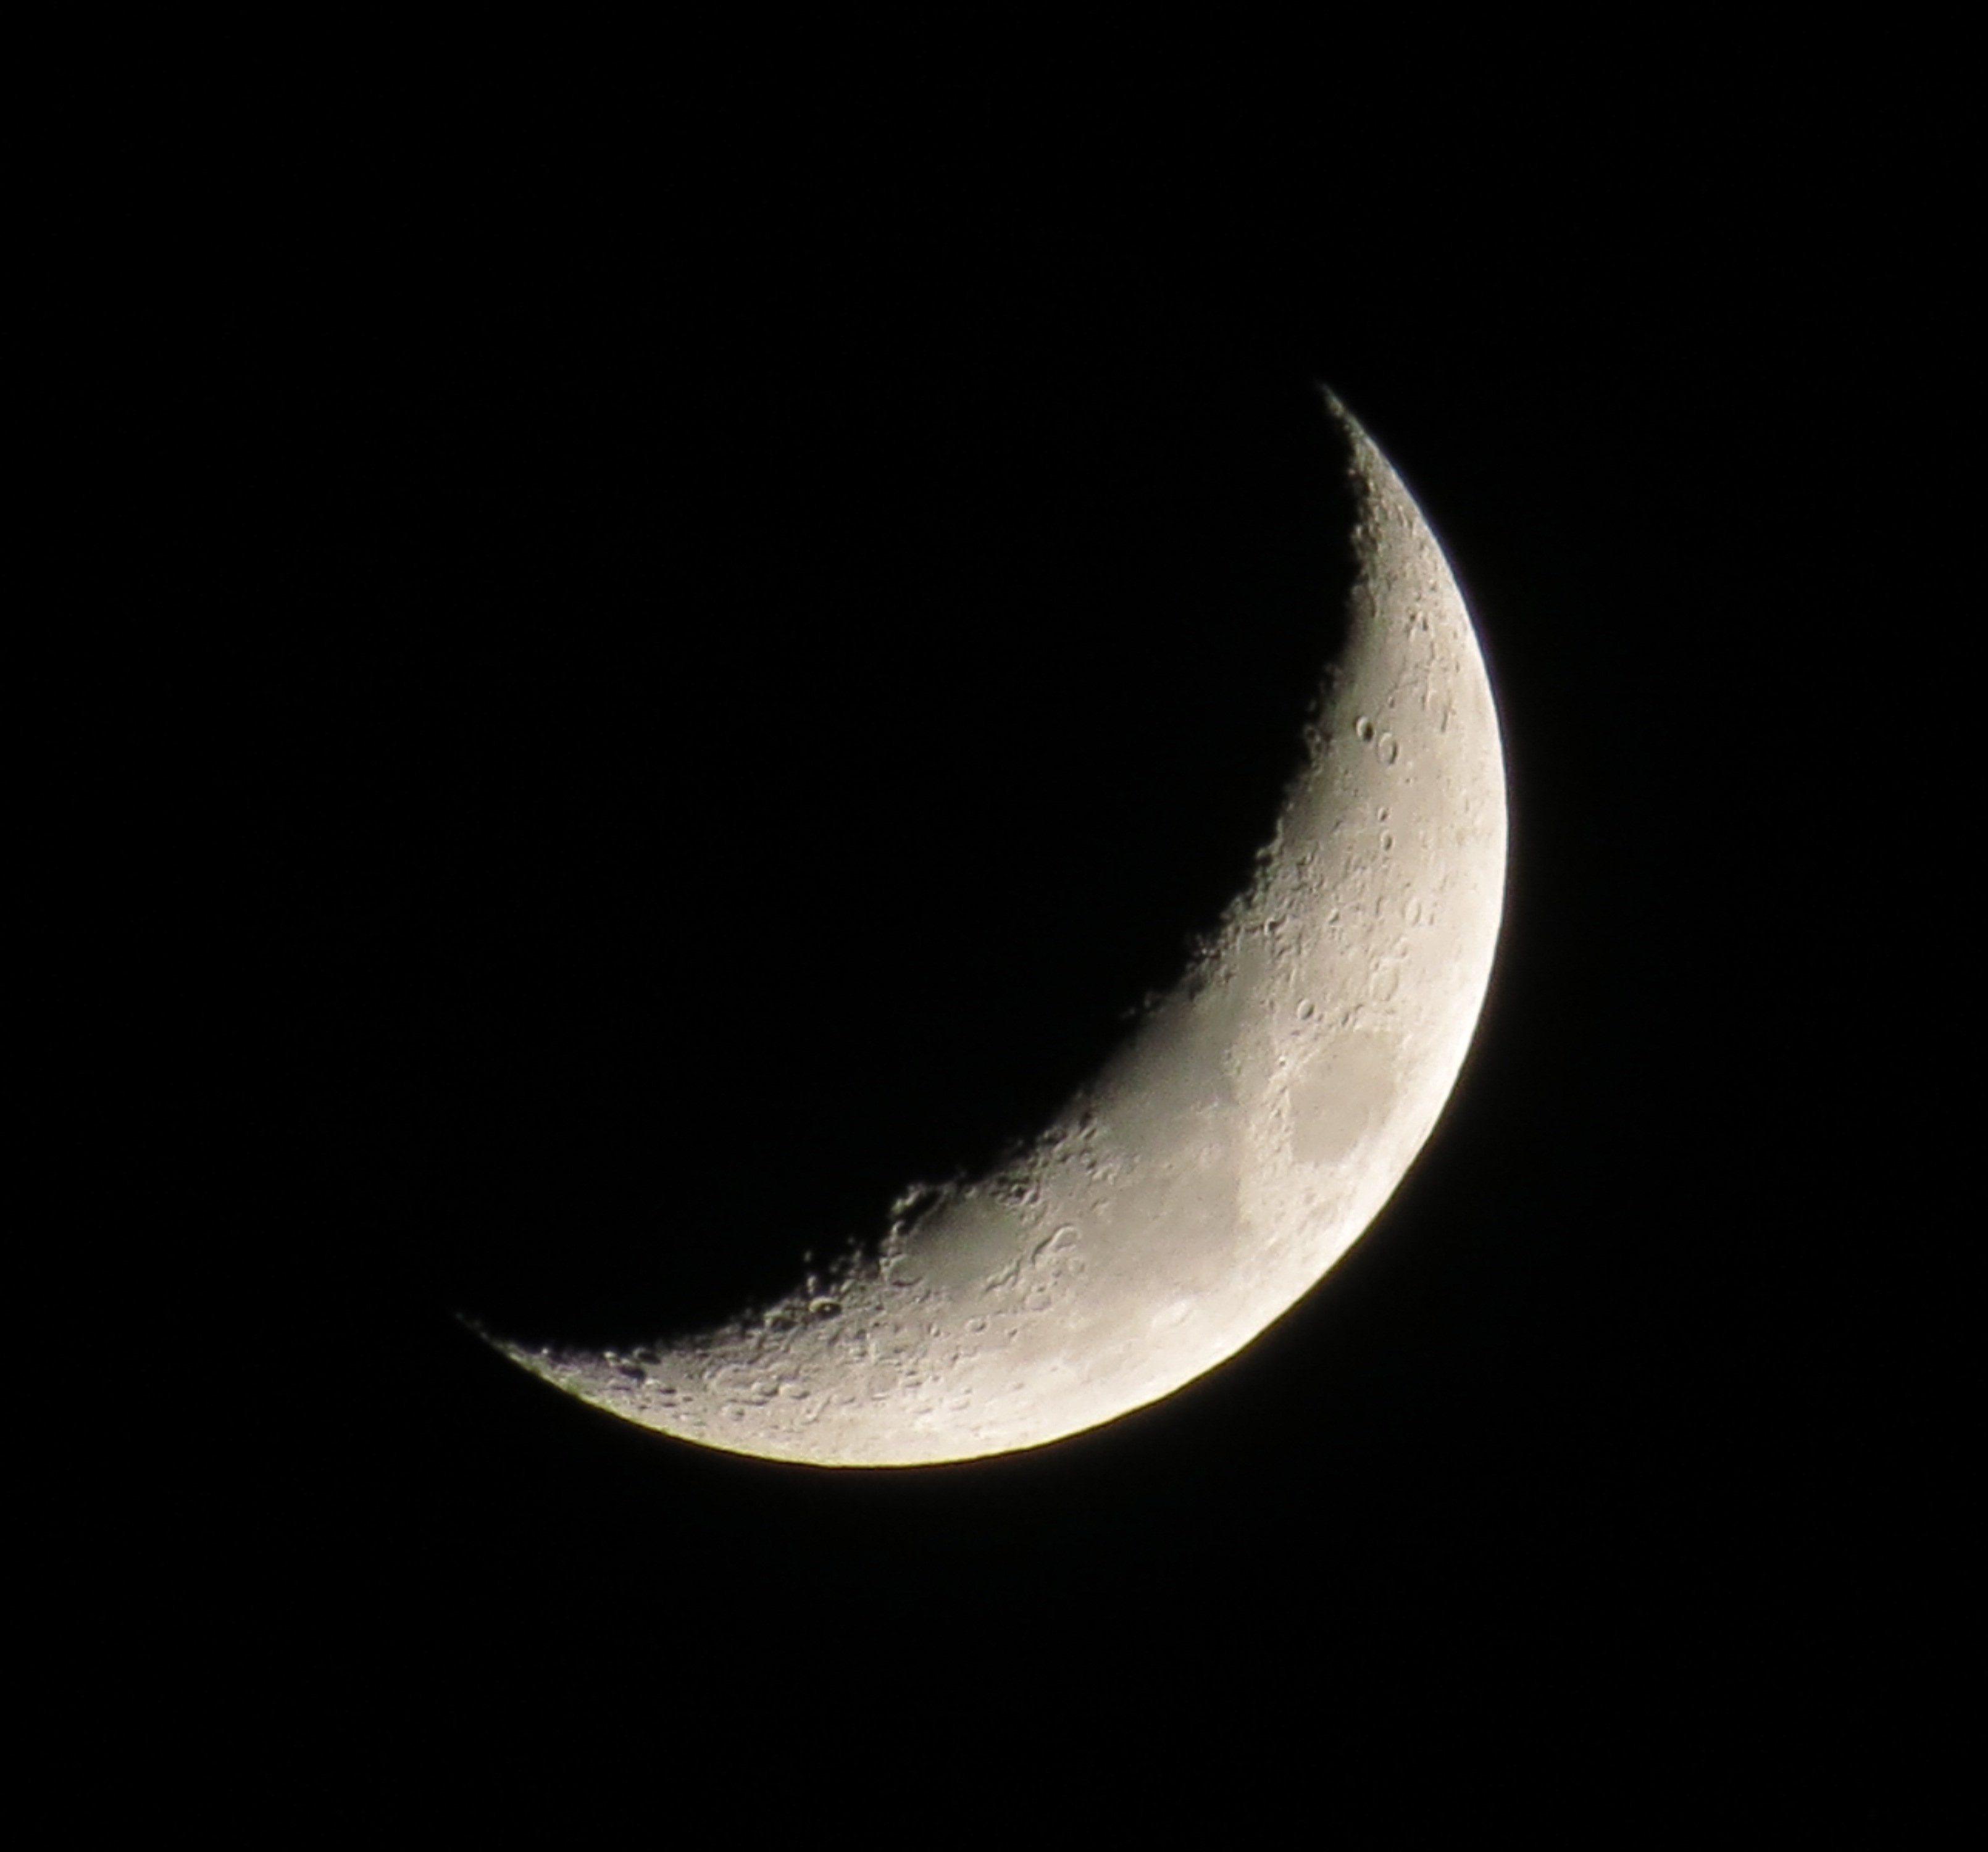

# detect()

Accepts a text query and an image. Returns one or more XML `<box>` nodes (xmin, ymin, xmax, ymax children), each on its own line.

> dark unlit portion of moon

<box><xmin>483</xmin><ymin>394</ymin><xmax>1508</xmax><ymax>1465</ymax></box>
<box><xmin>390</xmin><ymin>383</ymin><xmax>1359</xmax><ymax>1350</ymax></box>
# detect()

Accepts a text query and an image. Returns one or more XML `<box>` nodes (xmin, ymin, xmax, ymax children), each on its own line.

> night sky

<box><xmin>165</xmin><ymin>83</ymin><xmax>1933</xmax><ymax>1833</ymax></box>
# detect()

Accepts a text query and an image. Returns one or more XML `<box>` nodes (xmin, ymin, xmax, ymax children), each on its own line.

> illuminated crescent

<box><xmin>485</xmin><ymin>391</ymin><xmax>1508</xmax><ymax>1466</ymax></box>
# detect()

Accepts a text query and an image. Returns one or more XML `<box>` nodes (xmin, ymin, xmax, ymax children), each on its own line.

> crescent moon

<box><xmin>482</xmin><ymin>390</ymin><xmax>1508</xmax><ymax>1466</ymax></box>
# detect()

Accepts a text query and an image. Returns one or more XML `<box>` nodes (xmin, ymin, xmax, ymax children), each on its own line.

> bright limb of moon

<box><xmin>486</xmin><ymin>391</ymin><xmax>1508</xmax><ymax>1467</ymax></box>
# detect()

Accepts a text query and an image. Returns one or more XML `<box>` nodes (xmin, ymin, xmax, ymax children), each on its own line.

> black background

<box><xmin>161</xmin><ymin>73</ymin><xmax>1942</xmax><ymax>1835</ymax></box>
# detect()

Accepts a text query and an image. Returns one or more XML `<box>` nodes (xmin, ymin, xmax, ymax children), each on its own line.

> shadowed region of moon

<box><xmin>295</xmin><ymin>377</ymin><xmax>1362</xmax><ymax>1356</ymax></box>
<box><xmin>467</xmin><ymin>390</ymin><xmax>1506</xmax><ymax>1464</ymax></box>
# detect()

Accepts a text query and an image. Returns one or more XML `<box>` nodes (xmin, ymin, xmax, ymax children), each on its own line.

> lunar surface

<box><xmin>484</xmin><ymin>392</ymin><xmax>1508</xmax><ymax>1466</ymax></box>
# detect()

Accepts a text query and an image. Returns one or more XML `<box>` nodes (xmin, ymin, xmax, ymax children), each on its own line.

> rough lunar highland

<box><xmin>490</xmin><ymin>396</ymin><xmax>1508</xmax><ymax>1466</ymax></box>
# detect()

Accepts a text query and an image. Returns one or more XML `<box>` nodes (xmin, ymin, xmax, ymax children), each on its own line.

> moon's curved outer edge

<box><xmin>491</xmin><ymin>393</ymin><xmax>1509</xmax><ymax>1466</ymax></box>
